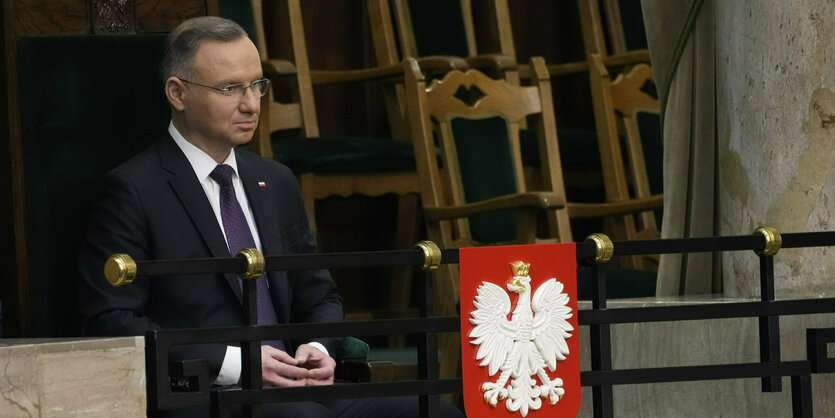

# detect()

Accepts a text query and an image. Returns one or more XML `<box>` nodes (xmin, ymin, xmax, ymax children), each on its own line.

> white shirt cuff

<box><xmin>213</xmin><ymin>342</ymin><xmax>329</xmax><ymax>385</ymax></box>
<box><xmin>214</xmin><ymin>346</ymin><xmax>241</xmax><ymax>385</ymax></box>
<box><xmin>306</xmin><ymin>342</ymin><xmax>329</xmax><ymax>357</ymax></box>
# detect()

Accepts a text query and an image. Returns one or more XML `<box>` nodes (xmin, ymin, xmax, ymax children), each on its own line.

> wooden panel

<box><xmin>135</xmin><ymin>0</ymin><xmax>208</xmax><ymax>33</ymax></box>
<box><xmin>91</xmin><ymin>0</ymin><xmax>136</xmax><ymax>34</ymax></box>
<box><xmin>2</xmin><ymin>0</ymin><xmax>31</xmax><ymax>337</ymax></box>
<box><xmin>13</xmin><ymin>0</ymin><xmax>88</xmax><ymax>36</ymax></box>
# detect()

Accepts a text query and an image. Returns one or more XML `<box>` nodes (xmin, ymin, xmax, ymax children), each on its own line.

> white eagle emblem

<box><xmin>469</xmin><ymin>261</ymin><xmax>574</xmax><ymax>416</ymax></box>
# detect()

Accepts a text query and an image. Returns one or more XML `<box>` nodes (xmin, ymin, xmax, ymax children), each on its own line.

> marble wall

<box><xmin>715</xmin><ymin>0</ymin><xmax>835</xmax><ymax>299</ymax></box>
<box><xmin>0</xmin><ymin>337</ymin><xmax>145</xmax><ymax>417</ymax></box>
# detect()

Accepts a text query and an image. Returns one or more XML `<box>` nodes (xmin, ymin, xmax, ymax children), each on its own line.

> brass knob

<box><xmin>754</xmin><ymin>226</ymin><xmax>782</xmax><ymax>256</ymax></box>
<box><xmin>414</xmin><ymin>240</ymin><xmax>442</xmax><ymax>271</ymax></box>
<box><xmin>586</xmin><ymin>233</ymin><xmax>614</xmax><ymax>263</ymax></box>
<box><xmin>104</xmin><ymin>254</ymin><xmax>137</xmax><ymax>287</ymax></box>
<box><xmin>237</xmin><ymin>248</ymin><xmax>265</xmax><ymax>279</ymax></box>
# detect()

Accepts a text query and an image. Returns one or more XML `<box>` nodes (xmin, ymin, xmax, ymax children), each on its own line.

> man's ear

<box><xmin>165</xmin><ymin>77</ymin><xmax>187</xmax><ymax>112</ymax></box>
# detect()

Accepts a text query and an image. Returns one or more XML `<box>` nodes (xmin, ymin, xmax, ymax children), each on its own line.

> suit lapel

<box><xmin>157</xmin><ymin>135</ymin><xmax>243</xmax><ymax>303</ymax></box>
<box><xmin>237</xmin><ymin>151</ymin><xmax>291</xmax><ymax>323</ymax></box>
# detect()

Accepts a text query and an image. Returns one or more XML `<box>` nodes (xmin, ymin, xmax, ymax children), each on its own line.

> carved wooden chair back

<box><xmin>405</xmin><ymin>57</ymin><xmax>572</xmax><ymax>250</ymax></box>
<box><xmin>404</xmin><ymin>56</ymin><xmax>572</xmax><ymax>379</ymax></box>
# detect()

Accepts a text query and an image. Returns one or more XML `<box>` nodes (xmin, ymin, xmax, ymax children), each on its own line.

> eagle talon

<box><xmin>481</xmin><ymin>382</ymin><xmax>508</xmax><ymax>407</ymax></box>
<box><xmin>538</xmin><ymin>377</ymin><xmax>565</xmax><ymax>406</ymax></box>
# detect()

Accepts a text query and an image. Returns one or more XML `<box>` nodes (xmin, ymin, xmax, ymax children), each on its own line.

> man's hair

<box><xmin>160</xmin><ymin>16</ymin><xmax>249</xmax><ymax>82</ymax></box>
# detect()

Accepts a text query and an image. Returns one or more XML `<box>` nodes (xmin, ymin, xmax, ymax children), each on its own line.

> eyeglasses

<box><xmin>179</xmin><ymin>77</ymin><xmax>271</xmax><ymax>97</ymax></box>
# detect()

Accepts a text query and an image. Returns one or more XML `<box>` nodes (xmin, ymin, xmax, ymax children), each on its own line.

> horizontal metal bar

<box><xmin>578</xmin><ymin>298</ymin><xmax>835</xmax><ymax>325</ymax></box>
<box><xmin>263</xmin><ymin>249</ymin><xmax>425</xmax><ymax>270</ymax></box>
<box><xmin>605</xmin><ymin>231</ymin><xmax>835</xmax><ymax>257</ymax></box>
<box><xmin>158</xmin><ymin>317</ymin><xmax>461</xmax><ymax>346</ymax></box>
<box><xmin>214</xmin><ymin>379</ymin><xmax>462</xmax><ymax>405</ymax></box>
<box><xmin>150</xmin><ymin>296</ymin><xmax>835</xmax><ymax>345</ymax></box>
<box><xmin>581</xmin><ymin>361</ymin><xmax>811</xmax><ymax>386</ymax></box>
<box><xmin>208</xmin><ymin>361</ymin><xmax>815</xmax><ymax>406</ymax></box>
<box><xmin>140</xmin><ymin>257</ymin><xmax>244</xmax><ymax>277</ymax></box>
<box><xmin>131</xmin><ymin>232</ymin><xmax>835</xmax><ymax>277</ymax></box>
<box><xmin>782</xmin><ymin>231</ymin><xmax>835</xmax><ymax>248</ymax></box>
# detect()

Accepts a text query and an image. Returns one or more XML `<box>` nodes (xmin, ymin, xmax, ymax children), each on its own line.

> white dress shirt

<box><xmin>169</xmin><ymin>122</ymin><xmax>327</xmax><ymax>385</ymax></box>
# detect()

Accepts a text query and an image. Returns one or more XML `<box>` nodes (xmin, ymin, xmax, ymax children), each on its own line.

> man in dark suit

<box><xmin>77</xmin><ymin>16</ymin><xmax>461</xmax><ymax>418</ymax></box>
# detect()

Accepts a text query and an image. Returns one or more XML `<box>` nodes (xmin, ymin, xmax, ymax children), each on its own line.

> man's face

<box><xmin>174</xmin><ymin>37</ymin><xmax>263</xmax><ymax>158</ymax></box>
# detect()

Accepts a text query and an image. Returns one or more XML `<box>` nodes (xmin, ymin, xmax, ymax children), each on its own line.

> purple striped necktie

<box><xmin>209</xmin><ymin>164</ymin><xmax>284</xmax><ymax>351</ymax></box>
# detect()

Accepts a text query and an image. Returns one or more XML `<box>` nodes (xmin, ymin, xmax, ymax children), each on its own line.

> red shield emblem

<box><xmin>460</xmin><ymin>243</ymin><xmax>580</xmax><ymax>417</ymax></box>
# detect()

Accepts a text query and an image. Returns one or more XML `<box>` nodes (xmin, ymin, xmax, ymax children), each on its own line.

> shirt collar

<box><xmin>169</xmin><ymin>121</ymin><xmax>239</xmax><ymax>181</ymax></box>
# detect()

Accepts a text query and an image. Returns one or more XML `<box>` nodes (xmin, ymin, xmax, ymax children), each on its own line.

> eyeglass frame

<box><xmin>177</xmin><ymin>77</ymin><xmax>271</xmax><ymax>98</ymax></box>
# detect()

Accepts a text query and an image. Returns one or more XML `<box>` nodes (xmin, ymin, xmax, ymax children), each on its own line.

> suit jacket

<box><xmin>77</xmin><ymin>134</ymin><xmax>343</xmax><ymax>377</ymax></box>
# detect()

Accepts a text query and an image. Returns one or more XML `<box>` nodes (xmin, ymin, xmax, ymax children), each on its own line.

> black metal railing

<box><xmin>124</xmin><ymin>230</ymin><xmax>835</xmax><ymax>417</ymax></box>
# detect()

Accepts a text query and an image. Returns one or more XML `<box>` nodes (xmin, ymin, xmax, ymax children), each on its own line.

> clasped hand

<box><xmin>260</xmin><ymin>343</ymin><xmax>335</xmax><ymax>387</ymax></box>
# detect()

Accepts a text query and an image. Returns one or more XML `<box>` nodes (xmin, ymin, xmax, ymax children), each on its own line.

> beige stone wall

<box><xmin>0</xmin><ymin>337</ymin><xmax>145</xmax><ymax>417</ymax></box>
<box><xmin>715</xmin><ymin>0</ymin><xmax>835</xmax><ymax>298</ymax></box>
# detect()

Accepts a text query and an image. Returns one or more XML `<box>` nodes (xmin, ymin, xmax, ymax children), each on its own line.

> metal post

<box><xmin>759</xmin><ymin>255</ymin><xmax>782</xmax><ymax>392</ymax></box>
<box><xmin>240</xmin><ymin>277</ymin><xmax>262</xmax><ymax>418</ymax></box>
<box><xmin>790</xmin><ymin>375</ymin><xmax>813</xmax><ymax>418</ymax></box>
<box><xmin>417</xmin><ymin>268</ymin><xmax>440</xmax><ymax>417</ymax></box>
<box><xmin>589</xmin><ymin>262</ymin><xmax>614</xmax><ymax>418</ymax></box>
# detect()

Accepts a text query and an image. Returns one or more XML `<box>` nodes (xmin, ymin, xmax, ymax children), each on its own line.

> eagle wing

<box><xmin>469</xmin><ymin>281</ymin><xmax>517</xmax><ymax>376</ymax></box>
<box><xmin>530</xmin><ymin>278</ymin><xmax>574</xmax><ymax>371</ymax></box>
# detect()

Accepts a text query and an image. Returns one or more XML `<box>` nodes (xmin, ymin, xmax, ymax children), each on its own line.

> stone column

<box><xmin>715</xmin><ymin>0</ymin><xmax>834</xmax><ymax>298</ymax></box>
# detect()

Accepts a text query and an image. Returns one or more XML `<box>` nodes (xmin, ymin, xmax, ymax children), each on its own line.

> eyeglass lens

<box><xmin>246</xmin><ymin>79</ymin><xmax>270</xmax><ymax>97</ymax></box>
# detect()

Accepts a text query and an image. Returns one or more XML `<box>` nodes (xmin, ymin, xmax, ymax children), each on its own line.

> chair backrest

<box><xmin>367</xmin><ymin>0</ymin><xmax>518</xmax><ymax>140</ymax></box>
<box><xmin>588</xmin><ymin>52</ymin><xmax>661</xmax><ymax>269</ymax></box>
<box><xmin>577</xmin><ymin>0</ymin><xmax>648</xmax><ymax>58</ymax></box>
<box><xmin>18</xmin><ymin>35</ymin><xmax>169</xmax><ymax>336</ymax></box>
<box><xmin>598</xmin><ymin>0</ymin><xmax>649</xmax><ymax>54</ymax></box>
<box><xmin>574</xmin><ymin>0</ymin><xmax>662</xmax><ymax>270</ymax></box>
<box><xmin>392</xmin><ymin>0</ymin><xmax>476</xmax><ymax>58</ymax></box>
<box><xmin>248</xmin><ymin>0</ymin><xmax>319</xmax><ymax>159</ymax></box>
<box><xmin>404</xmin><ymin>56</ymin><xmax>572</xmax><ymax>249</ymax></box>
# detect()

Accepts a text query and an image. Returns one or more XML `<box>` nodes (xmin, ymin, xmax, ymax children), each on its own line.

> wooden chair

<box><xmin>247</xmin><ymin>0</ymin><xmax>420</xmax><ymax>238</ymax></box>
<box><xmin>373</xmin><ymin>0</ymin><xmax>608</xmax><ymax>198</ymax></box>
<box><xmin>215</xmin><ymin>0</ymin><xmax>431</xmax><ymax>378</ymax></box>
<box><xmin>588</xmin><ymin>53</ymin><xmax>662</xmax><ymax>270</ymax></box>
<box><xmin>518</xmin><ymin>0</ymin><xmax>662</xmax><ymax>269</ymax></box>
<box><xmin>403</xmin><ymin>56</ymin><xmax>662</xmax><ymax>379</ymax></box>
<box><xmin>599</xmin><ymin>0</ymin><xmax>649</xmax><ymax>54</ymax></box>
<box><xmin>579</xmin><ymin>0</ymin><xmax>663</xmax><ymax>270</ymax></box>
<box><xmin>14</xmin><ymin>35</ymin><xmax>170</xmax><ymax>338</ymax></box>
<box><xmin>367</xmin><ymin>0</ymin><xmax>518</xmax><ymax>141</ymax></box>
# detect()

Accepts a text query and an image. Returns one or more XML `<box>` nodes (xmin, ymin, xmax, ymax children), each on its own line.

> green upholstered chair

<box><xmin>17</xmin><ymin>35</ymin><xmax>170</xmax><ymax>337</ymax></box>
<box><xmin>219</xmin><ymin>0</ymin><xmax>430</xmax><ymax>378</ymax></box>
<box><xmin>226</xmin><ymin>0</ymin><xmax>420</xmax><ymax>240</ymax></box>
<box><xmin>17</xmin><ymin>29</ymin><xmax>374</xmax><ymax>363</ymax></box>
<box><xmin>373</xmin><ymin>0</ymin><xmax>609</xmax><ymax>203</ymax></box>
<box><xmin>403</xmin><ymin>56</ymin><xmax>660</xmax><ymax>378</ymax></box>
